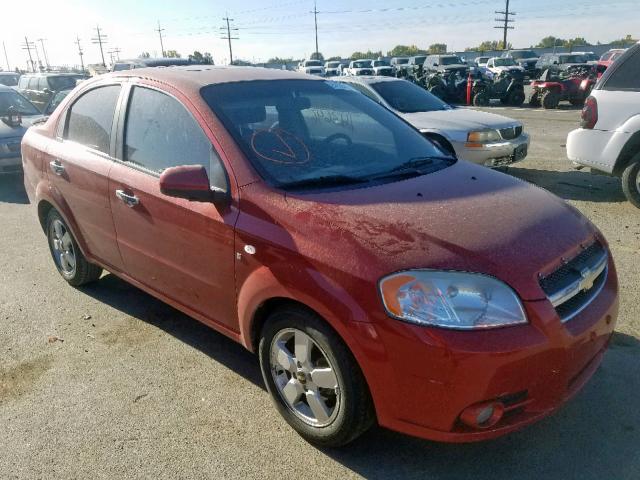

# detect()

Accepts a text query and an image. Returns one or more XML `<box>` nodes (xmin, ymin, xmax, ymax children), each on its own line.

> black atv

<box><xmin>472</xmin><ymin>70</ymin><xmax>525</xmax><ymax>107</ymax></box>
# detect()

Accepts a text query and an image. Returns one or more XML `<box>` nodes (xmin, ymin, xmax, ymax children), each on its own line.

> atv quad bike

<box><xmin>529</xmin><ymin>65</ymin><xmax>596</xmax><ymax>109</ymax></box>
<box><xmin>472</xmin><ymin>70</ymin><xmax>525</xmax><ymax>107</ymax></box>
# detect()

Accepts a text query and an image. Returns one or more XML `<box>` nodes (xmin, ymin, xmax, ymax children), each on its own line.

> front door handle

<box><xmin>49</xmin><ymin>160</ymin><xmax>65</xmax><ymax>176</ymax></box>
<box><xmin>115</xmin><ymin>189</ymin><xmax>140</xmax><ymax>207</ymax></box>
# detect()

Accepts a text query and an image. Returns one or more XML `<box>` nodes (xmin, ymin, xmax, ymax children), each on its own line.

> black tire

<box><xmin>46</xmin><ymin>209</ymin><xmax>102</xmax><ymax>286</ymax></box>
<box><xmin>473</xmin><ymin>92</ymin><xmax>489</xmax><ymax>106</ymax></box>
<box><xmin>258</xmin><ymin>306</ymin><xmax>375</xmax><ymax>447</ymax></box>
<box><xmin>429</xmin><ymin>85</ymin><xmax>446</xmax><ymax>100</ymax></box>
<box><xmin>541</xmin><ymin>91</ymin><xmax>560</xmax><ymax>109</ymax></box>
<box><xmin>621</xmin><ymin>155</ymin><xmax>640</xmax><ymax>208</ymax></box>
<box><xmin>508</xmin><ymin>88</ymin><xmax>526</xmax><ymax>106</ymax></box>
<box><xmin>569</xmin><ymin>98</ymin><xmax>585</xmax><ymax>107</ymax></box>
<box><xmin>529</xmin><ymin>94</ymin><xmax>541</xmax><ymax>107</ymax></box>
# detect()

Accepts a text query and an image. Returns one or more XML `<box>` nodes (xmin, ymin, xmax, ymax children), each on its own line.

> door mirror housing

<box><xmin>159</xmin><ymin>165</ymin><xmax>229</xmax><ymax>205</ymax></box>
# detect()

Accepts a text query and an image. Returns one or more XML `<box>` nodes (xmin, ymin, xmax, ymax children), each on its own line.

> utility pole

<box><xmin>37</xmin><ymin>38</ymin><xmax>50</xmax><ymax>70</ymax></box>
<box><xmin>75</xmin><ymin>36</ymin><xmax>85</xmax><ymax>72</ymax></box>
<box><xmin>21</xmin><ymin>37</ymin><xmax>36</xmax><ymax>72</ymax></box>
<box><xmin>156</xmin><ymin>21</ymin><xmax>166</xmax><ymax>57</ymax></box>
<box><xmin>91</xmin><ymin>25</ymin><xmax>108</xmax><ymax>67</ymax></box>
<box><xmin>2</xmin><ymin>41</ymin><xmax>10</xmax><ymax>71</ymax></box>
<box><xmin>311</xmin><ymin>1</ymin><xmax>319</xmax><ymax>58</ymax></box>
<box><xmin>220</xmin><ymin>16</ymin><xmax>239</xmax><ymax>65</ymax></box>
<box><xmin>494</xmin><ymin>0</ymin><xmax>515</xmax><ymax>50</ymax></box>
<box><xmin>108</xmin><ymin>47</ymin><xmax>121</xmax><ymax>63</ymax></box>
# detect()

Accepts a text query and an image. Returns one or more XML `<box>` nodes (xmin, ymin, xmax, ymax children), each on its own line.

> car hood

<box><xmin>244</xmin><ymin>162</ymin><xmax>598</xmax><ymax>301</ymax></box>
<box><xmin>400</xmin><ymin>108</ymin><xmax>519</xmax><ymax>138</ymax></box>
<box><xmin>0</xmin><ymin>115</ymin><xmax>43</xmax><ymax>140</ymax></box>
<box><xmin>493</xmin><ymin>65</ymin><xmax>525</xmax><ymax>72</ymax></box>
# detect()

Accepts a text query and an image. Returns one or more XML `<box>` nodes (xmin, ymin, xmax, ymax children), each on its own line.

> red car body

<box><xmin>22</xmin><ymin>67</ymin><xmax>618</xmax><ymax>442</ymax></box>
<box><xmin>597</xmin><ymin>49</ymin><xmax>626</xmax><ymax>70</ymax></box>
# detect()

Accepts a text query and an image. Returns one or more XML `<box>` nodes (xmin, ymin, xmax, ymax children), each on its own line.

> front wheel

<box><xmin>621</xmin><ymin>155</ymin><xmax>640</xmax><ymax>208</ymax></box>
<box><xmin>473</xmin><ymin>91</ymin><xmax>489</xmax><ymax>106</ymax></box>
<box><xmin>259</xmin><ymin>306</ymin><xmax>375</xmax><ymax>447</ymax></box>
<box><xmin>46</xmin><ymin>209</ymin><xmax>102</xmax><ymax>286</ymax></box>
<box><xmin>508</xmin><ymin>88</ymin><xmax>526</xmax><ymax>106</ymax></box>
<box><xmin>542</xmin><ymin>90</ymin><xmax>560</xmax><ymax>109</ymax></box>
<box><xmin>529</xmin><ymin>93</ymin><xmax>541</xmax><ymax>107</ymax></box>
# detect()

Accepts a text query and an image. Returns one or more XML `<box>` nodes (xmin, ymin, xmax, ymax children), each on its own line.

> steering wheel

<box><xmin>321</xmin><ymin>133</ymin><xmax>353</xmax><ymax>147</ymax></box>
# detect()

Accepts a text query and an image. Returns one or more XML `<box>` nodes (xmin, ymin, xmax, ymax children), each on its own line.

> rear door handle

<box><xmin>49</xmin><ymin>160</ymin><xmax>65</xmax><ymax>176</ymax></box>
<box><xmin>115</xmin><ymin>189</ymin><xmax>140</xmax><ymax>207</ymax></box>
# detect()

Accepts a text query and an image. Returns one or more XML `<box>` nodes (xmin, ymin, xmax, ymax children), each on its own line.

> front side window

<box><xmin>0</xmin><ymin>75</ymin><xmax>19</xmax><ymax>87</ymax></box>
<box><xmin>65</xmin><ymin>85</ymin><xmax>121</xmax><ymax>154</ymax></box>
<box><xmin>201</xmin><ymin>80</ymin><xmax>453</xmax><ymax>190</ymax></box>
<box><xmin>0</xmin><ymin>91</ymin><xmax>39</xmax><ymax>116</ymax></box>
<box><xmin>28</xmin><ymin>77</ymin><xmax>38</xmax><ymax>89</ymax></box>
<box><xmin>124</xmin><ymin>86</ymin><xmax>213</xmax><ymax>178</ymax></box>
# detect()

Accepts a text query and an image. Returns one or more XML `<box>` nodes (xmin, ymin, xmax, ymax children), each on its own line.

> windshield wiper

<box><xmin>366</xmin><ymin>156</ymin><xmax>455</xmax><ymax>181</ymax></box>
<box><xmin>278</xmin><ymin>174</ymin><xmax>369</xmax><ymax>191</ymax></box>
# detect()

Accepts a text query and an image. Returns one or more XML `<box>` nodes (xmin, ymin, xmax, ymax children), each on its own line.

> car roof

<box><xmin>22</xmin><ymin>72</ymin><xmax>83</xmax><ymax>77</ymax></box>
<box><xmin>101</xmin><ymin>66</ymin><xmax>322</xmax><ymax>92</ymax></box>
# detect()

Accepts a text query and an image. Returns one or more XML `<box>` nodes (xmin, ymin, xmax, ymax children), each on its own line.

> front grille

<box><xmin>499</xmin><ymin>126</ymin><xmax>523</xmax><ymax>140</ymax></box>
<box><xmin>539</xmin><ymin>241</ymin><xmax>608</xmax><ymax>322</ymax></box>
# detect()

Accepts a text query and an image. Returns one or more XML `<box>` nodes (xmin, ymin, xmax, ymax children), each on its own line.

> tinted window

<box><xmin>201</xmin><ymin>80</ymin><xmax>453</xmax><ymax>190</ymax></box>
<box><xmin>18</xmin><ymin>77</ymin><xmax>29</xmax><ymax>89</ymax></box>
<box><xmin>66</xmin><ymin>85</ymin><xmax>121</xmax><ymax>154</ymax></box>
<box><xmin>0</xmin><ymin>91</ymin><xmax>39</xmax><ymax>116</ymax></box>
<box><xmin>50</xmin><ymin>76</ymin><xmax>81</xmax><ymax>91</ymax></box>
<box><xmin>602</xmin><ymin>47</ymin><xmax>640</xmax><ymax>91</ymax></box>
<box><xmin>0</xmin><ymin>74</ymin><xmax>19</xmax><ymax>87</ymax></box>
<box><xmin>346</xmin><ymin>83</ymin><xmax>380</xmax><ymax>102</ymax></box>
<box><xmin>124</xmin><ymin>87</ymin><xmax>212</xmax><ymax>176</ymax></box>
<box><xmin>38</xmin><ymin>77</ymin><xmax>49</xmax><ymax>90</ymax></box>
<box><xmin>370</xmin><ymin>80</ymin><xmax>450</xmax><ymax>113</ymax></box>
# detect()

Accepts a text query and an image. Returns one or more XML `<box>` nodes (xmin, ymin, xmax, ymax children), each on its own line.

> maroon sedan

<box><xmin>22</xmin><ymin>67</ymin><xmax>618</xmax><ymax>446</ymax></box>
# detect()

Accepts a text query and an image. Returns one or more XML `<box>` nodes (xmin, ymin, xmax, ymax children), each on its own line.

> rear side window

<box><xmin>601</xmin><ymin>47</ymin><xmax>640</xmax><ymax>91</ymax></box>
<box><xmin>38</xmin><ymin>77</ymin><xmax>49</xmax><ymax>90</ymax></box>
<box><xmin>28</xmin><ymin>77</ymin><xmax>38</xmax><ymax>89</ymax></box>
<box><xmin>65</xmin><ymin>85</ymin><xmax>121</xmax><ymax>154</ymax></box>
<box><xmin>18</xmin><ymin>76</ymin><xmax>29</xmax><ymax>89</ymax></box>
<box><xmin>124</xmin><ymin>87</ymin><xmax>212</xmax><ymax>175</ymax></box>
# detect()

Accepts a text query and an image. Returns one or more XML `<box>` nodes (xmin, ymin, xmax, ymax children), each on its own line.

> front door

<box><xmin>108</xmin><ymin>84</ymin><xmax>239</xmax><ymax>331</ymax></box>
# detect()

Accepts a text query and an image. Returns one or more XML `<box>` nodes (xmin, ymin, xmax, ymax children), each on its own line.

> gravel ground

<box><xmin>1</xmin><ymin>106</ymin><xmax>639</xmax><ymax>479</ymax></box>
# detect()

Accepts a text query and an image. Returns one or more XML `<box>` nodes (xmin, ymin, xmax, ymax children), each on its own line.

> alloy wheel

<box><xmin>50</xmin><ymin>219</ymin><xmax>76</xmax><ymax>276</ymax></box>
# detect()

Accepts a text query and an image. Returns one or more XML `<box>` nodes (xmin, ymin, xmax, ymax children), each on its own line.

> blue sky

<box><xmin>2</xmin><ymin>0</ymin><xmax>638</xmax><ymax>69</ymax></box>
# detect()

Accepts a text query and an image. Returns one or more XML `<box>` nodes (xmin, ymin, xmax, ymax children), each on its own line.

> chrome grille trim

<box><xmin>499</xmin><ymin>126</ymin><xmax>523</xmax><ymax>140</ymax></box>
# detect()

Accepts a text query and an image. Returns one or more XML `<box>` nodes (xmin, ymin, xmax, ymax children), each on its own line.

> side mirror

<box><xmin>159</xmin><ymin>165</ymin><xmax>229</xmax><ymax>205</ymax></box>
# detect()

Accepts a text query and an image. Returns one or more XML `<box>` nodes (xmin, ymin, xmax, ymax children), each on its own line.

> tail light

<box><xmin>581</xmin><ymin>96</ymin><xmax>598</xmax><ymax>129</ymax></box>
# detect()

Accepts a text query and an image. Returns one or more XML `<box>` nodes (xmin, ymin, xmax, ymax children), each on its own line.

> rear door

<box><xmin>108</xmin><ymin>83</ymin><xmax>239</xmax><ymax>331</ymax></box>
<box><xmin>46</xmin><ymin>83</ymin><xmax>125</xmax><ymax>271</ymax></box>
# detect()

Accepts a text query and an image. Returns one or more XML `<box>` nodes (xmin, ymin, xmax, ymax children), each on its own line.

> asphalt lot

<box><xmin>1</xmin><ymin>105</ymin><xmax>639</xmax><ymax>479</ymax></box>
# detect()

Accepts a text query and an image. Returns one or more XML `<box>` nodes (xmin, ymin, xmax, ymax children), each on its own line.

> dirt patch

<box><xmin>0</xmin><ymin>356</ymin><xmax>52</xmax><ymax>403</ymax></box>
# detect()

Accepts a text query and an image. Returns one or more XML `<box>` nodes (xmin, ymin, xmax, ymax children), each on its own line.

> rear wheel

<box><xmin>258</xmin><ymin>306</ymin><xmax>375</xmax><ymax>447</ymax></box>
<box><xmin>46</xmin><ymin>210</ymin><xmax>102</xmax><ymax>286</ymax></box>
<box><xmin>569</xmin><ymin>98</ymin><xmax>585</xmax><ymax>107</ymax></box>
<box><xmin>621</xmin><ymin>154</ymin><xmax>640</xmax><ymax>208</ymax></box>
<box><xmin>473</xmin><ymin>91</ymin><xmax>489</xmax><ymax>106</ymax></box>
<box><xmin>529</xmin><ymin>93</ymin><xmax>541</xmax><ymax>107</ymax></box>
<box><xmin>542</xmin><ymin>91</ymin><xmax>560</xmax><ymax>109</ymax></box>
<box><xmin>508</xmin><ymin>88</ymin><xmax>525</xmax><ymax>106</ymax></box>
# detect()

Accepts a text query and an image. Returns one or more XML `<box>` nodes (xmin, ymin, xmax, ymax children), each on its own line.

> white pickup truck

<box><xmin>566</xmin><ymin>43</ymin><xmax>640</xmax><ymax>207</ymax></box>
<box><xmin>297</xmin><ymin>60</ymin><xmax>325</xmax><ymax>76</ymax></box>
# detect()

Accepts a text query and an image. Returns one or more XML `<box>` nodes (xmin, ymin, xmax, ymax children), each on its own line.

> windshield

<box><xmin>413</xmin><ymin>56</ymin><xmax>426</xmax><ymax>64</ymax></box>
<box><xmin>0</xmin><ymin>74</ymin><xmax>19</xmax><ymax>87</ymax></box>
<box><xmin>372</xmin><ymin>60</ymin><xmax>389</xmax><ymax>67</ymax></box>
<box><xmin>560</xmin><ymin>55</ymin><xmax>584</xmax><ymax>64</ymax></box>
<box><xmin>494</xmin><ymin>58</ymin><xmax>516</xmax><ymax>67</ymax></box>
<box><xmin>201</xmin><ymin>80</ymin><xmax>453</xmax><ymax>190</ymax></box>
<box><xmin>371</xmin><ymin>80</ymin><xmax>450</xmax><ymax>113</ymax></box>
<box><xmin>353</xmin><ymin>61</ymin><xmax>371</xmax><ymax>68</ymax></box>
<box><xmin>304</xmin><ymin>60</ymin><xmax>322</xmax><ymax>67</ymax></box>
<box><xmin>477</xmin><ymin>57</ymin><xmax>489</xmax><ymax>64</ymax></box>
<box><xmin>511</xmin><ymin>51</ymin><xmax>536</xmax><ymax>59</ymax></box>
<box><xmin>49</xmin><ymin>76</ymin><xmax>81</xmax><ymax>90</ymax></box>
<box><xmin>440</xmin><ymin>56</ymin><xmax>463</xmax><ymax>65</ymax></box>
<box><xmin>0</xmin><ymin>91</ymin><xmax>39</xmax><ymax>116</ymax></box>
<box><xmin>326</xmin><ymin>62</ymin><xmax>341</xmax><ymax>68</ymax></box>
<box><xmin>394</xmin><ymin>58</ymin><xmax>409</xmax><ymax>65</ymax></box>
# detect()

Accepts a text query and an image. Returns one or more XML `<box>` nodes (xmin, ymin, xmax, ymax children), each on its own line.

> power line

<box><xmin>21</xmin><ymin>36</ymin><xmax>36</xmax><ymax>72</ymax></box>
<box><xmin>91</xmin><ymin>25</ymin><xmax>108</xmax><ymax>67</ymax></box>
<box><xmin>156</xmin><ymin>20</ymin><xmax>166</xmax><ymax>57</ymax></box>
<box><xmin>220</xmin><ymin>16</ymin><xmax>239</xmax><ymax>65</ymax></box>
<box><xmin>37</xmin><ymin>38</ymin><xmax>50</xmax><ymax>70</ymax></box>
<box><xmin>75</xmin><ymin>36</ymin><xmax>85</xmax><ymax>72</ymax></box>
<box><xmin>494</xmin><ymin>0</ymin><xmax>515</xmax><ymax>49</ymax></box>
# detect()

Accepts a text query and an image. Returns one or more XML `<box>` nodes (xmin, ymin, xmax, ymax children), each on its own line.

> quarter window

<box><xmin>65</xmin><ymin>85</ymin><xmax>121</xmax><ymax>154</ymax></box>
<box><xmin>123</xmin><ymin>86</ymin><xmax>213</xmax><ymax>177</ymax></box>
<box><xmin>601</xmin><ymin>47</ymin><xmax>640</xmax><ymax>91</ymax></box>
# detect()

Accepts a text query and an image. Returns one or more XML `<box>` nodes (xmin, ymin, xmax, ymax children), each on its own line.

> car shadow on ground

<box><xmin>0</xmin><ymin>174</ymin><xmax>29</xmax><ymax>204</ymax></box>
<box><xmin>508</xmin><ymin>167</ymin><xmax>627</xmax><ymax>203</ymax></box>
<box><xmin>322</xmin><ymin>331</ymin><xmax>640</xmax><ymax>480</ymax></box>
<box><xmin>79</xmin><ymin>273</ymin><xmax>265</xmax><ymax>390</ymax></box>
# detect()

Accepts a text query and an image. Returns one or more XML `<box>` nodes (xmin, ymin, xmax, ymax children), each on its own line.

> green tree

<box><xmin>350</xmin><ymin>50</ymin><xmax>383</xmax><ymax>60</ymax></box>
<box><xmin>165</xmin><ymin>50</ymin><xmax>181</xmax><ymax>58</ymax></box>
<box><xmin>310</xmin><ymin>51</ymin><xmax>324</xmax><ymax>60</ymax></box>
<box><xmin>387</xmin><ymin>45</ymin><xmax>427</xmax><ymax>57</ymax></box>
<box><xmin>465</xmin><ymin>40</ymin><xmax>511</xmax><ymax>52</ymax></box>
<box><xmin>267</xmin><ymin>57</ymin><xmax>295</xmax><ymax>64</ymax></box>
<box><xmin>428</xmin><ymin>43</ymin><xmax>447</xmax><ymax>54</ymax></box>
<box><xmin>610</xmin><ymin>35</ymin><xmax>638</xmax><ymax>47</ymax></box>
<box><xmin>203</xmin><ymin>52</ymin><xmax>214</xmax><ymax>64</ymax></box>
<box><xmin>138</xmin><ymin>52</ymin><xmax>151</xmax><ymax>58</ymax></box>
<box><xmin>326</xmin><ymin>56</ymin><xmax>342</xmax><ymax>61</ymax></box>
<box><xmin>536</xmin><ymin>36</ymin><xmax>565</xmax><ymax>48</ymax></box>
<box><xmin>189</xmin><ymin>51</ymin><xmax>213</xmax><ymax>64</ymax></box>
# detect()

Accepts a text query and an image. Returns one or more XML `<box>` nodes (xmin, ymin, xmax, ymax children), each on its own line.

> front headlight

<box><xmin>467</xmin><ymin>130</ymin><xmax>502</xmax><ymax>144</ymax></box>
<box><xmin>379</xmin><ymin>270</ymin><xmax>527</xmax><ymax>329</ymax></box>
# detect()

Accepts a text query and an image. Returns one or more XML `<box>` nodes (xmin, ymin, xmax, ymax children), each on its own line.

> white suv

<box><xmin>567</xmin><ymin>43</ymin><xmax>640</xmax><ymax>207</ymax></box>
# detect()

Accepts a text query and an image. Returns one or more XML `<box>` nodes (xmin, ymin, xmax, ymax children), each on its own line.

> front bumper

<box><xmin>0</xmin><ymin>155</ymin><xmax>23</xmax><ymax>175</ymax></box>
<box><xmin>453</xmin><ymin>132</ymin><xmax>530</xmax><ymax>167</ymax></box>
<box><xmin>357</xmin><ymin>257</ymin><xmax>618</xmax><ymax>442</ymax></box>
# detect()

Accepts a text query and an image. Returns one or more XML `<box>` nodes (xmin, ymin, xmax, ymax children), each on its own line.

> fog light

<box><xmin>460</xmin><ymin>401</ymin><xmax>504</xmax><ymax>429</ymax></box>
